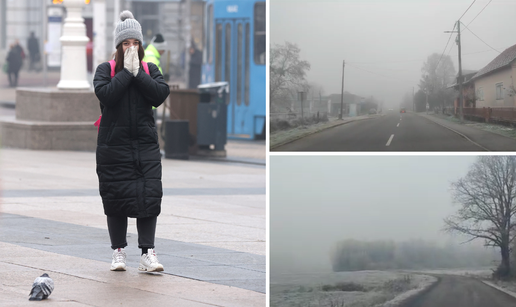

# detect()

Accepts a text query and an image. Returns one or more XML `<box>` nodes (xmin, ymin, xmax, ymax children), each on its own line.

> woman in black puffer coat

<box><xmin>93</xmin><ymin>11</ymin><xmax>170</xmax><ymax>273</ymax></box>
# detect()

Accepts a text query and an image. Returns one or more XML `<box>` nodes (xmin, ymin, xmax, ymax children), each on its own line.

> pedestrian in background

<box><xmin>143</xmin><ymin>33</ymin><xmax>168</xmax><ymax>119</ymax></box>
<box><xmin>143</xmin><ymin>33</ymin><xmax>166</xmax><ymax>76</ymax></box>
<box><xmin>27</xmin><ymin>32</ymin><xmax>40</xmax><ymax>71</ymax></box>
<box><xmin>188</xmin><ymin>40</ymin><xmax>202</xmax><ymax>89</ymax></box>
<box><xmin>93</xmin><ymin>10</ymin><xmax>170</xmax><ymax>272</ymax></box>
<box><xmin>5</xmin><ymin>41</ymin><xmax>23</xmax><ymax>87</ymax></box>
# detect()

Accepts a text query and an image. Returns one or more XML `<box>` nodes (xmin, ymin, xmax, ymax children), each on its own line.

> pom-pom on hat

<box><xmin>151</xmin><ymin>33</ymin><xmax>167</xmax><ymax>51</ymax></box>
<box><xmin>114</xmin><ymin>11</ymin><xmax>143</xmax><ymax>48</ymax></box>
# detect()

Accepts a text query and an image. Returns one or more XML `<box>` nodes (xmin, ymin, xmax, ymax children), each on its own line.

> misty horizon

<box><xmin>270</xmin><ymin>0</ymin><xmax>516</xmax><ymax>109</ymax></box>
<box><xmin>270</xmin><ymin>156</ymin><xmax>497</xmax><ymax>273</ymax></box>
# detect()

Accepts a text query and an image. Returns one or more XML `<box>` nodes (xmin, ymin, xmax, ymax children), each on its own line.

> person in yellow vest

<box><xmin>143</xmin><ymin>33</ymin><xmax>166</xmax><ymax>75</ymax></box>
<box><xmin>143</xmin><ymin>33</ymin><xmax>167</xmax><ymax>119</ymax></box>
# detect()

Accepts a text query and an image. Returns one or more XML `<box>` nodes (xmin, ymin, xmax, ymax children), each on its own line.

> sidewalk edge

<box><xmin>482</xmin><ymin>280</ymin><xmax>516</xmax><ymax>299</ymax></box>
<box><xmin>412</xmin><ymin>112</ymin><xmax>490</xmax><ymax>151</ymax></box>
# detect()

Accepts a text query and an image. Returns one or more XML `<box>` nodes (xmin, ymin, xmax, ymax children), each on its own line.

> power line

<box><xmin>463</xmin><ymin>47</ymin><xmax>502</xmax><ymax>55</ymax></box>
<box><xmin>446</xmin><ymin>36</ymin><xmax>456</xmax><ymax>57</ymax></box>
<box><xmin>466</xmin><ymin>0</ymin><xmax>492</xmax><ymax>27</ymax></box>
<box><xmin>348</xmin><ymin>63</ymin><xmax>410</xmax><ymax>72</ymax></box>
<box><xmin>434</xmin><ymin>22</ymin><xmax>456</xmax><ymax>72</ymax></box>
<box><xmin>434</xmin><ymin>0</ymin><xmax>477</xmax><ymax>72</ymax></box>
<box><xmin>346</xmin><ymin>63</ymin><xmax>408</xmax><ymax>85</ymax></box>
<box><xmin>459</xmin><ymin>0</ymin><xmax>477</xmax><ymax>21</ymax></box>
<box><xmin>348</xmin><ymin>58</ymin><xmax>423</xmax><ymax>65</ymax></box>
<box><xmin>461</xmin><ymin>22</ymin><xmax>501</xmax><ymax>53</ymax></box>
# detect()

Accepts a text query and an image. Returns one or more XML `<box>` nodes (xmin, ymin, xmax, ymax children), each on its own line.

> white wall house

<box><xmin>472</xmin><ymin>44</ymin><xmax>516</xmax><ymax>108</ymax></box>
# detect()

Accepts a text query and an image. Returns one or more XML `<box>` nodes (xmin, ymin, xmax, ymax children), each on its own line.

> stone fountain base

<box><xmin>0</xmin><ymin>87</ymin><xmax>99</xmax><ymax>151</ymax></box>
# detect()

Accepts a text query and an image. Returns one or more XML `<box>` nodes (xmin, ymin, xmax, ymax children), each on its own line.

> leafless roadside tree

<box><xmin>444</xmin><ymin>156</ymin><xmax>516</xmax><ymax>279</ymax></box>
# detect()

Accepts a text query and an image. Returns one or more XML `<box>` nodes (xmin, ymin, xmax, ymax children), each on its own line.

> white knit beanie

<box><xmin>114</xmin><ymin>11</ymin><xmax>143</xmax><ymax>48</ymax></box>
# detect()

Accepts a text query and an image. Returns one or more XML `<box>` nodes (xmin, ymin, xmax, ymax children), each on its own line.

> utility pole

<box><xmin>298</xmin><ymin>91</ymin><xmax>305</xmax><ymax>118</ymax></box>
<box><xmin>426</xmin><ymin>90</ymin><xmax>429</xmax><ymax>114</ymax></box>
<box><xmin>445</xmin><ymin>21</ymin><xmax>464</xmax><ymax>122</ymax></box>
<box><xmin>319</xmin><ymin>90</ymin><xmax>322</xmax><ymax>111</ymax></box>
<box><xmin>340</xmin><ymin>60</ymin><xmax>345</xmax><ymax>120</ymax></box>
<box><xmin>413</xmin><ymin>86</ymin><xmax>415</xmax><ymax>112</ymax></box>
<box><xmin>457</xmin><ymin>21</ymin><xmax>464</xmax><ymax>122</ymax></box>
<box><xmin>311</xmin><ymin>91</ymin><xmax>314</xmax><ymax>114</ymax></box>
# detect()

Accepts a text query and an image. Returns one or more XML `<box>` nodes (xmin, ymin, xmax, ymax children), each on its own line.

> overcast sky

<box><xmin>270</xmin><ymin>155</ymin><xmax>479</xmax><ymax>272</ymax></box>
<box><xmin>270</xmin><ymin>0</ymin><xmax>516</xmax><ymax>108</ymax></box>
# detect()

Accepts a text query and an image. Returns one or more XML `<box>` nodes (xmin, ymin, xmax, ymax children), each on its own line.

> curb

<box><xmin>0</xmin><ymin>100</ymin><xmax>15</xmax><ymax>109</ymax></box>
<box><xmin>412</xmin><ymin>112</ymin><xmax>490</xmax><ymax>151</ymax></box>
<box><xmin>381</xmin><ymin>275</ymin><xmax>440</xmax><ymax>307</ymax></box>
<box><xmin>194</xmin><ymin>156</ymin><xmax>265</xmax><ymax>166</ymax></box>
<box><xmin>159</xmin><ymin>150</ymin><xmax>265</xmax><ymax>166</ymax></box>
<box><xmin>482</xmin><ymin>280</ymin><xmax>516</xmax><ymax>299</ymax></box>
<box><xmin>270</xmin><ymin>116</ymin><xmax>376</xmax><ymax>150</ymax></box>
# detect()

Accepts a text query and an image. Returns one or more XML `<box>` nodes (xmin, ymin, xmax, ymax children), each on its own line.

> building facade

<box><xmin>0</xmin><ymin>0</ymin><xmax>203</xmax><ymax>82</ymax></box>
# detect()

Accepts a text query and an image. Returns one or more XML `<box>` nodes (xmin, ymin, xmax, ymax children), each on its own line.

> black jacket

<box><xmin>93</xmin><ymin>62</ymin><xmax>170</xmax><ymax>218</ymax></box>
<box><xmin>6</xmin><ymin>46</ymin><xmax>23</xmax><ymax>72</ymax></box>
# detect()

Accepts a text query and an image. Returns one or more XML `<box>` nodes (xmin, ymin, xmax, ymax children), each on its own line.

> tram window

<box><xmin>215</xmin><ymin>23</ymin><xmax>222</xmax><ymax>81</ymax></box>
<box><xmin>254</xmin><ymin>2</ymin><xmax>265</xmax><ymax>65</ymax></box>
<box><xmin>206</xmin><ymin>4</ymin><xmax>213</xmax><ymax>64</ymax></box>
<box><xmin>225</xmin><ymin>23</ymin><xmax>231</xmax><ymax>103</ymax></box>
<box><xmin>245</xmin><ymin>23</ymin><xmax>250</xmax><ymax>106</ymax></box>
<box><xmin>237</xmin><ymin>23</ymin><xmax>242</xmax><ymax>106</ymax></box>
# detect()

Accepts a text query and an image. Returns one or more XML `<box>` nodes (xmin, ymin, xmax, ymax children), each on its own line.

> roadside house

<box><xmin>327</xmin><ymin>92</ymin><xmax>365</xmax><ymax>117</ymax></box>
<box><xmin>449</xmin><ymin>70</ymin><xmax>478</xmax><ymax>112</ymax></box>
<box><xmin>471</xmin><ymin>44</ymin><xmax>516</xmax><ymax>108</ymax></box>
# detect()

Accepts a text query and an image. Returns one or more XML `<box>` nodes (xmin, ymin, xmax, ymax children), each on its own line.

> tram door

<box><xmin>214</xmin><ymin>18</ymin><xmax>251</xmax><ymax>138</ymax></box>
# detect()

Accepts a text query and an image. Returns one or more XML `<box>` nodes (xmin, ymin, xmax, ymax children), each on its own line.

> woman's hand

<box><xmin>123</xmin><ymin>47</ymin><xmax>133</xmax><ymax>73</ymax></box>
<box><xmin>131</xmin><ymin>47</ymin><xmax>140</xmax><ymax>77</ymax></box>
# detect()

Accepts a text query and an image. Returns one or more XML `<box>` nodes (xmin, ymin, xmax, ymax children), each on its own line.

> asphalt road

<box><xmin>402</xmin><ymin>275</ymin><xmax>516</xmax><ymax>307</ymax></box>
<box><xmin>274</xmin><ymin>111</ymin><xmax>487</xmax><ymax>151</ymax></box>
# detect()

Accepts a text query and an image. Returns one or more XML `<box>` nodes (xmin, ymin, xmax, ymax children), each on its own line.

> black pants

<box><xmin>107</xmin><ymin>216</ymin><xmax>157</xmax><ymax>250</ymax></box>
<box><xmin>29</xmin><ymin>53</ymin><xmax>37</xmax><ymax>71</ymax></box>
<box><xmin>8</xmin><ymin>70</ymin><xmax>19</xmax><ymax>87</ymax></box>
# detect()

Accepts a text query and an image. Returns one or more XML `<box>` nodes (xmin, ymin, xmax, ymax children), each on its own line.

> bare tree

<box><xmin>270</xmin><ymin>42</ymin><xmax>311</xmax><ymax>112</ymax></box>
<box><xmin>419</xmin><ymin>53</ymin><xmax>456</xmax><ymax>110</ymax></box>
<box><xmin>444</xmin><ymin>156</ymin><xmax>516</xmax><ymax>278</ymax></box>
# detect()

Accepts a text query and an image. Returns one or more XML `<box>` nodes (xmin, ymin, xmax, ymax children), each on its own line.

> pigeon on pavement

<box><xmin>28</xmin><ymin>273</ymin><xmax>54</xmax><ymax>301</ymax></box>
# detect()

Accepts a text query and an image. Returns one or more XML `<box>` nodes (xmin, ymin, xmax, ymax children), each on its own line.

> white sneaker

<box><xmin>139</xmin><ymin>249</ymin><xmax>164</xmax><ymax>272</ymax></box>
<box><xmin>110</xmin><ymin>248</ymin><xmax>127</xmax><ymax>271</ymax></box>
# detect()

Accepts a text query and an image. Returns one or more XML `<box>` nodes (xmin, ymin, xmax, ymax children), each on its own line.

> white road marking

<box><xmin>386</xmin><ymin>134</ymin><xmax>394</xmax><ymax>146</ymax></box>
<box><xmin>397</xmin><ymin>123</ymin><xmax>400</xmax><ymax>127</ymax></box>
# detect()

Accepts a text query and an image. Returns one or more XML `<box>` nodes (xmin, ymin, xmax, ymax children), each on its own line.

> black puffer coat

<box><xmin>93</xmin><ymin>62</ymin><xmax>170</xmax><ymax>218</ymax></box>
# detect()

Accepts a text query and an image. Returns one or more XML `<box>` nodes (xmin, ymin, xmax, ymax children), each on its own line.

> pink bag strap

<box><xmin>142</xmin><ymin>61</ymin><xmax>150</xmax><ymax>75</ymax></box>
<box><xmin>109</xmin><ymin>59</ymin><xmax>149</xmax><ymax>78</ymax></box>
<box><xmin>109</xmin><ymin>60</ymin><xmax>116</xmax><ymax>78</ymax></box>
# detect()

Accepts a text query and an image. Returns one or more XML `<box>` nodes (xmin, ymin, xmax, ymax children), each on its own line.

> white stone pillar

<box><xmin>57</xmin><ymin>0</ymin><xmax>90</xmax><ymax>90</ymax></box>
<box><xmin>93</xmin><ymin>0</ymin><xmax>106</xmax><ymax>71</ymax></box>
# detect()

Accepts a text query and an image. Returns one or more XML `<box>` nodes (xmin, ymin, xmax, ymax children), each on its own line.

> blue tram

<box><xmin>201</xmin><ymin>0</ymin><xmax>266</xmax><ymax>139</ymax></box>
